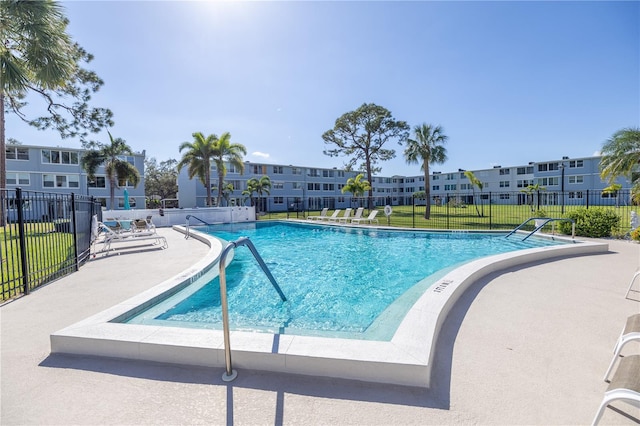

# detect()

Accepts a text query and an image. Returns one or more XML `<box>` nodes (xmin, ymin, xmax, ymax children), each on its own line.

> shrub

<box><xmin>631</xmin><ymin>227</ymin><xmax>640</xmax><ymax>242</ymax></box>
<box><xmin>558</xmin><ymin>208</ymin><xmax>621</xmax><ymax>238</ymax></box>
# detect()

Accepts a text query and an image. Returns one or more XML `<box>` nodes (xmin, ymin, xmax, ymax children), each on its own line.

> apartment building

<box><xmin>177</xmin><ymin>155</ymin><xmax>632</xmax><ymax>210</ymax></box>
<box><xmin>5</xmin><ymin>144</ymin><xmax>146</xmax><ymax>210</ymax></box>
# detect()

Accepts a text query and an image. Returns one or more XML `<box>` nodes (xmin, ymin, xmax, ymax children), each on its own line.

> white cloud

<box><xmin>252</xmin><ymin>151</ymin><xmax>270</xmax><ymax>159</ymax></box>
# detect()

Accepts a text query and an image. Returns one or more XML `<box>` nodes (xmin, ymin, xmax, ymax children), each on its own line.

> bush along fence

<box><xmin>254</xmin><ymin>190</ymin><xmax>638</xmax><ymax>235</ymax></box>
<box><xmin>1</xmin><ymin>188</ymin><xmax>102</xmax><ymax>301</ymax></box>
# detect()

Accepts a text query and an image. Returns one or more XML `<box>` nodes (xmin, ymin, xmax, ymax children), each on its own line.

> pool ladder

<box><xmin>505</xmin><ymin>217</ymin><xmax>575</xmax><ymax>241</ymax></box>
<box><xmin>218</xmin><ymin>237</ymin><xmax>287</xmax><ymax>382</ymax></box>
<box><xmin>184</xmin><ymin>215</ymin><xmax>213</xmax><ymax>239</ymax></box>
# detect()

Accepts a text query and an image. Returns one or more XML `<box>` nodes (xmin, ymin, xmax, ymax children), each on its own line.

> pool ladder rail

<box><xmin>184</xmin><ymin>215</ymin><xmax>214</xmax><ymax>239</ymax></box>
<box><xmin>505</xmin><ymin>217</ymin><xmax>575</xmax><ymax>241</ymax></box>
<box><xmin>218</xmin><ymin>237</ymin><xmax>287</xmax><ymax>382</ymax></box>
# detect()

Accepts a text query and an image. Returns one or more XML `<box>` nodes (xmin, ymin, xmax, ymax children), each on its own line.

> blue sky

<box><xmin>6</xmin><ymin>1</ymin><xmax>639</xmax><ymax>176</ymax></box>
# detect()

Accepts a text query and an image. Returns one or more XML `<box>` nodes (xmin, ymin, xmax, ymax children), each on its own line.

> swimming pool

<box><xmin>127</xmin><ymin>222</ymin><xmax>565</xmax><ymax>340</ymax></box>
<box><xmin>51</xmin><ymin>222</ymin><xmax>607</xmax><ymax>387</ymax></box>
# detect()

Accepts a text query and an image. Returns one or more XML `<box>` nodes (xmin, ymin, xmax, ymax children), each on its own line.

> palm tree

<box><xmin>600</xmin><ymin>127</ymin><xmax>640</xmax><ymax>204</ymax></box>
<box><xmin>520</xmin><ymin>183</ymin><xmax>546</xmax><ymax>212</ymax></box>
<box><xmin>342</xmin><ymin>173</ymin><xmax>371</xmax><ymax>206</ymax></box>
<box><xmin>242</xmin><ymin>176</ymin><xmax>271</xmax><ymax>212</ymax></box>
<box><xmin>177</xmin><ymin>132</ymin><xmax>217</xmax><ymax>206</ymax></box>
<box><xmin>464</xmin><ymin>170</ymin><xmax>484</xmax><ymax>217</ymax></box>
<box><xmin>81</xmin><ymin>131</ymin><xmax>140</xmax><ymax>210</ymax></box>
<box><xmin>211</xmin><ymin>132</ymin><xmax>246</xmax><ymax>206</ymax></box>
<box><xmin>220</xmin><ymin>182</ymin><xmax>235</xmax><ymax>207</ymax></box>
<box><xmin>602</xmin><ymin>183</ymin><xmax>623</xmax><ymax>208</ymax></box>
<box><xmin>403</xmin><ymin>123</ymin><xmax>448</xmax><ymax>219</ymax></box>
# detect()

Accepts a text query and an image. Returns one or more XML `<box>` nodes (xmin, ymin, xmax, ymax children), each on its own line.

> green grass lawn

<box><xmin>1</xmin><ymin>222</ymin><xmax>74</xmax><ymax>300</ymax></box>
<box><xmin>264</xmin><ymin>203</ymin><xmax>638</xmax><ymax>233</ymax></box>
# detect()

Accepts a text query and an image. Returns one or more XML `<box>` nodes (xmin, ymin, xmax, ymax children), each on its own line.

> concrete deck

<box><xmin>1</xmin><ymin>227</ymin><xmax>639</xmax><ymax>425</ymax></box>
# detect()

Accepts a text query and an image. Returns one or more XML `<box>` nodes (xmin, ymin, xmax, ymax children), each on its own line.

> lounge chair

<box><xmin>592</xmin><ymin>354</ymin><xmax>640</xmax><ymax>425</ymax></box>
<box><xmin>352</xmin><ymin>210</ymin><xmax>379</xmax><ymax>225</ymax></box>
<box><xmin>97</xmin><ymin>221</ymin><xmax>167</xmax><ymax>252</ymax></box>
<box><xmin>341</xmin><ymin>207</ymin><xmax>364</xmax><ymax>224</ymax></box>
<box><xmin>603</xmin><ymin>313</ymin><xmax>640</xmax><ymax>382</ymax></box>
<box><xmin>320</xmin><ymin>209</ymin><xmax>341</xmax><ymax>222</ymax></box>
<box><xmin>331</xmin><ymin>208</ymin><xmax>352</xmax><ymax>223</ymax></box>
<box><xmin>307</xmin><ymin>208</ymin><xmax>329</xmax><ymax>221</ymax></box>
<box><xmin>624</xmin><ymin>270</ymin><xmax>640</xmax><ymax>300</ymax></box>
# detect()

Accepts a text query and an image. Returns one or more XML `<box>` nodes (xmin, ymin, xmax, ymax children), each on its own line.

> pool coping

<box><xmin>50</xmin><ymin>223</ymin><xmax>608</xmax><ymax>388</ymax></box>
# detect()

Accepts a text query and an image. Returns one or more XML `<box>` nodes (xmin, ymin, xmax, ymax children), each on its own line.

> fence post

<box><xmin>489</xmin><ymin>192</ymin><xmax>492</xmax><ymax>230</ymax></box>
<box><xmin>15</xmin><ymin>188</ymin><xmax>30</xmax><ymax>295</ymax></box>
<box><xmin>446</xmin><ymin>198</ymin><xmax>450</xmax><ymax>229</ymax></box>
<box><xmin>586</xmin><ymin>189</ymin><xmax>589</xmax><ymax>209</ymax></box>
<box><xmin>412</xmin><ymin>197</ymin><xmax>415</xmax><ymax>228</ymax></box>
<box><xmin>71</xmin><ymin>193</ymin><xmax>80</xmax><ymax>271</ymax></box>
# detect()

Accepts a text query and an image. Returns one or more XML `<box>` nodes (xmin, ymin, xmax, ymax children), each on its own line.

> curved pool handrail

<box><xmin>218</xmin><ymin>236</ymin><xmax>287</xmax><ymax>382</ymax></box>
<box><xmin>505</xmin><ymin>217</ymin><xmax>575</xmax><ymax>241</ymax></box>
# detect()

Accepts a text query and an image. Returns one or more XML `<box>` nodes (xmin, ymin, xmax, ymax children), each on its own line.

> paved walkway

<box><xmin>1</xmin><ymin>228</ymin><xmax>639</xmax><ymax>425</ymax></box>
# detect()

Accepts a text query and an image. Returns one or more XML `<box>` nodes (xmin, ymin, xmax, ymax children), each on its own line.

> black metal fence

<box><xmin>1</xmin><ymin>188</ymin><xmax>102</xmax><ymax>301</ymax></box>
<box><xmin>256</xmin><ymin>190</ymin><xmax>638</xmax><ymax>233</ymax></box>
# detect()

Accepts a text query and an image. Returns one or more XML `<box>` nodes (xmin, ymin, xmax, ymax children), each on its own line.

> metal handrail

<box><xmin>184</xmin><ymin>215</ymin><xmax>212</xmax><ymax>239</ymax></box>
<box><xmin>218</xmin><ymin>237</ymin><xmax>287</xmax><ymax>382</ymax></box>
<box><xmin>505</xmin><ymin>217</ymin><xmax>575</xmax><ymax>241</ymax></box>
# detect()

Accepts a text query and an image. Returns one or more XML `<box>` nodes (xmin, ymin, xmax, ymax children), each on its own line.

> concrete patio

<box><xmin>1</xmin><ymin>226</ymin><xmax>639</xmax><ymax>425</ymax></box>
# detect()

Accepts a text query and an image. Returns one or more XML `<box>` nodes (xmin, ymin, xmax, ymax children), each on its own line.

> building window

<box><xmin>43</xmin><ymin>174</ymin><xmax>77</xmax><ymax>188</ymax></box>
<box><xmin>273</xmin><ymin>197</ymin><xmax>284</xmax><ymax>204</ymax></box>
<box><xmin>538</xmin><ymin>177</ymin><xmax>559</xmax><ymax>186</ymax></box>
<box><xmin>291</xmin><ymin>167</ymin><xmax>302</xmax><ymax>175</ymax></box>
<box><xmin>88</xmin><ymin>176</ymin><xmax>107</xmax><ymax>188</ymax></box>
<box><xmin>273</xmin><ymin>166</ymin><xmax>283</xmax><ymax>174</ymax></box>
<box><xmin>42</xmin><ymin>149</ymin><xmax>79</xmax><ymax>165</ymax></box>
<box><xmin>568</xmin><ymin>191</ymin><xmax>584</xmax><ymax>199</ymax></box>
<box><xmin>307</xmin><ymin>183</ymin><xmax>320</xmax><ymax>191</ymax></box>
<box><xmin>292</xmin><ymin>182</ymin><xmax>303</xmax><ymax>190</ymax></box>
<box><xmin>432</xmin><ymin>175</ymin><xmax>439</xmax><ymax>181</ymax></box>
<box><xmin>538</xmin><ymin>162</ymin><xmax>559</xmax><ymax>172</ymax></box>
<box><xmin>322</xmin><ymin>170</ymin><xmax>334</xmax><ymax>178</ymax></box>
<box><xmin>499</xmin><ymin>181</ymin><xmax>510</xmax><ymax>188</ymax></box>
<box><xmin>6</xmin><ymin>147</ymin><xmax>29</xmax><ymax>160</ymax></box>
<box><xmin>322</xmin><ymin>183</ymin><xmax>334</xmax><ymax>191</ymax></box>
<box><xmin>117</xmin><ymin>155</ymin><xmax>135</xmax><ymax>165</ymax></box>
<box><xmin>308</xmin><ymin>169</ymin><xmax>320</xmax><ymax>177</ymax></box>
<box><xmin>568</xmin><ymin>176</ymin><xmax>584</xmax><ymax>184</ymax></box>
<box><xmin>444</xmin><ymin>184</ymin><xmax>456</xmax><ymax>191</ymax></box>
<box><xmin>432</xmin><ymin>185</ymin><xmax>439</xmax><ymax>191</ymax></box>
<box><xmin>569</xmin><ymin>160</ymin><xmax>583</xmax><ymax>168</ymax></box>
<box><xmin>517</xmin><ymin>179</ymin><xmax>533</xmax><ymax>188</ymax></box>
<box><xmin>499</xmin><ymin>193</ymin><xmax>511</xmax><ymax>200</ymax></box>
<box><xmin>6</xmin><ymin>172</ymin><xmax>30</xmax><ymax>186</ymax></box>
<box><xmin>499</xmin><ymin>168</ymin><xmax>510</xmax><ymax>175</ymax></box>
<box><xmin>272</xmin><ymin>182</ymin><xmax>284</xmax><ymax>190</ymax></box>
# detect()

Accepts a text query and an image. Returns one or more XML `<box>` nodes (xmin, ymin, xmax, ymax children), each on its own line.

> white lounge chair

<box><xmin>603</xmin><ymin>313</ymin><xmax>640</xmax><ymax>382</ymax></box>
<box><xmin>332</xmin><ymin>208</ymin><xmax>352</xmax><ymax>223</ymax></box>
<box><xmin>624</xmin><ymin>270</ymin><xmax>640</xmax><ymax>300</ymax></box>
<box><xmin>593</xmin><ymin>354</ymin><xmax>640</xmax><ymax>425</ymax></box>
<box><xmin>320</xmin><ymin>209</ymin><xmax>341</xmax><ymax>222</ymax></box>
<box><xmin>307</xmin><ymin>208</ymin><xmax>329</xmax><ymax>221</ymax></box>
<box><xmin>97</xmin><ymin>221</ymin><xmax>167</xmax><ymax>252</ymax></box>
<box><xmin>352</xmin><ymin>210</ymin><xmax>379</xmax><ymax>225</ymax></box>
<box><xmin>342</xmin><ymin>207</ymin><xmax>364</xmax><ymax>224</ymax></box>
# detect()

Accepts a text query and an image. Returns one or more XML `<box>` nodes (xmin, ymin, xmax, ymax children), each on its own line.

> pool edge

<box><xmin>50</xmin><ymin>226</ymin><xmax>609</xmax><ymax>388</ymax></box>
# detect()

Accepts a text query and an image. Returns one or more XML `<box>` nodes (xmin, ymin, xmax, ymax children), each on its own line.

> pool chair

<box><xmin>320</xmin><ymin>209</ymin><xmax>341</xmax><ymax>222</ymax></box>
<box><xmin>331</xmin><ymin>208</ymin><xmax>352</xmax><ymax>223</ymax></box>
<box><xmin>624</xmin><ymin>270</ymin><xmax>640</xmax><ymax>300</ymax></box>
<box><xmin>341</xmin><ymin>207</ymin><xmax>364</xmax><ymax>224</ymax></box>
<box><xmin>97</xmin><ymin>221</ymin><xmax>167</xmax><ymax>252</ymax></box>
<box><xmin>592</xmin><ymin>354</ymin><xmax>640</xmax><ymax>425</ymax></box>
<box><xmin>352</xmin><ymin>209</ymin><xmax>379</xmax><ymax>225</ymax></box>
<box><xmin>603</xmin><ymin>313</ymin><xmax>640</xmax><ymax>382</ymax></box>
<box><xmin>307</xmin><ymin>207</ymin><xmax>329</xmax><ymax>221</ymax></box>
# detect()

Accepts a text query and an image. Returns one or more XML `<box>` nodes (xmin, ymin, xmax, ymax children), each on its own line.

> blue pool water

<box><xmin>127</xmin><ymin>221</ymin><xmax>565</xmax><ymax>340</ymax></box>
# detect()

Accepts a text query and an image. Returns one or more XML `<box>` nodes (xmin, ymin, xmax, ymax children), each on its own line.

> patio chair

<box><xmin>320</xmin><ymin>209</ymin><xmax>341</xmax><ymax>222</ymax></box>
<box><xmin>341</xmin><ymin>207</ymin><xmax>364</xmax><ymax>223</ymax></box>
<box><xmin>603</xmin><ymin>313</ymin><xmax>640</xmax><ymax>382</ymax></box>
<box><xmin>592</xmin><ymin>354</ymin><xmax>640</xmax><ymax>425</ymax></box>
<box><xmin>331</xmin><ymin>208</ymin><xmax>352</xmax><ymax>223</ymax></box>
<box><xmin>624</xmin><ymin>270</ymin><xmax>640</xmax><ymax>300</ymax></box>
<box><xmin>352</xmin><ymin>210</ymin><xmax>379</xmax><ymax>225</ymax></box>
<box><xmin>307</xmin><ymin>208</ymin><xmax>329</xmax><ymax>221</ymax></box>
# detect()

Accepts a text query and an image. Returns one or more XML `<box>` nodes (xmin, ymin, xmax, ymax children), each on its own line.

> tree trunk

<box><xmin>424</xmin><ymin>164</ymin><xmax>431</xmax><ymax>219</ymax></box>
<box><xmin>0</xmin><ymin>92</ymin><xmax>6</xmax><ymax>226</ymax></box>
